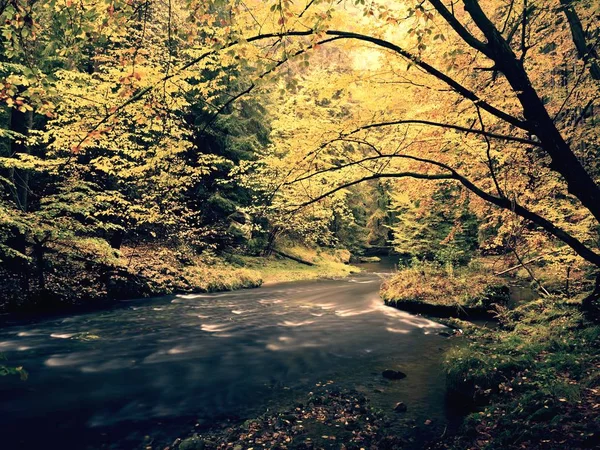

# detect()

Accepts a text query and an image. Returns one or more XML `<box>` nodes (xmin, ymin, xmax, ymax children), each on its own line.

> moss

<box><xmin>438</xmin><ymin>297</ymin><xmax>600</xmax><ymax>449</ymax></box>
<box><xmin>380</xmin><ymin>263</ymin><xmax>509</xmax><ymax>317</ymax></box>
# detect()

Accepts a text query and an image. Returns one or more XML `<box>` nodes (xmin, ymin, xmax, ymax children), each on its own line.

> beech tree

<box><xmin>218</xmin><ymin>0</ymin><xmax>600</xmax><ymax>312</ymax></box>
<box><xmin>2</xmin><ymin>0</ymin><xmax>599</xmax><ymax>314</ymax></box>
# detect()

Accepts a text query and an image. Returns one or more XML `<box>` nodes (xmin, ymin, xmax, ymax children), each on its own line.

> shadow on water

<box><xmin>0</xmin><ymin>261</ymin><xmax>461</xmax><ymax>449</ymax></box>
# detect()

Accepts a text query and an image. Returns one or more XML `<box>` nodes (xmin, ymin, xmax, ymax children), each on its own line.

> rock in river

<box><xmin>382</xmin><ymin>369</ymin><xmax>407</xmax><ymax>380</ymax></box>
<box><xmin>394</xmin><ymin>402</ymin><xmax>407</xmax><ymax>413</ymax></box>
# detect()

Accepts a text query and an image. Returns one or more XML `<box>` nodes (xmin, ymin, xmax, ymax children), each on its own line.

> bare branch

<box><xmin>290</xmin><ymin>159</ymin><xmax>600</xmax><ymax>266</ymax></box>
<box><xmin>344</xmin><ymin>118</ymin><xmax>538</xmax><ymax>146</ymax></box>
<box><xmin>476</xmin><ymin>106</ymin><xmax>504</xmax><ymax>197</ymax></box>
<box><xmin>295</xmin><ymin>171</ymin><xmax>455</xmax><ymax>207</ymax></box>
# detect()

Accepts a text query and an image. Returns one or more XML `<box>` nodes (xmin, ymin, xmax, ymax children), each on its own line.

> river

<box><xmin>0</xmin><ymin>263</ymin><xmax>456</xmax><ymax>449</ymax></box>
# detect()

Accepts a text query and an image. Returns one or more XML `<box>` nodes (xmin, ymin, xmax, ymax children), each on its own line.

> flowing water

<box><xmin>0</xmin><ymin>263</ymin><xmax>456</xmax><ymax>449</ymax></box>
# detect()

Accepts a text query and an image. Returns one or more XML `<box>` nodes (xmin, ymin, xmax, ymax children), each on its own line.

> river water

<box><xmin>0</xmin><ymin>264</ymin><xmax>456</xmax><ymax>449</ymax></box>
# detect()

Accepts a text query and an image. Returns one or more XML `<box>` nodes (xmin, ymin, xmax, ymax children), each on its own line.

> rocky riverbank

<box><xmin>167</xmin><ymin>388</ymin><xmax>438</xmax><ymax>450</ymax></box>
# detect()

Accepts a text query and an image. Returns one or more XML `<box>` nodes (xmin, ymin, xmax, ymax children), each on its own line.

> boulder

<box><xmin>179</xmin><ymin>435</ymin><xmax>205</xmax><ymax>450</ymax></box>
<box><xmin>393</xmin><ymin>402</ymin><xmax>407</xmax><ymax>413</ymax></box>
<box><xmin>382</xmin><ymin>369</ymin><xmax>407</xmax><ymax>380</ymax></box>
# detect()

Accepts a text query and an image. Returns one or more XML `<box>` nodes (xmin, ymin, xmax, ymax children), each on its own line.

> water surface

<box><xmin>0</xmin><ymin>265</ymin><xmax>453</xmax><ymax>449</ymax></box>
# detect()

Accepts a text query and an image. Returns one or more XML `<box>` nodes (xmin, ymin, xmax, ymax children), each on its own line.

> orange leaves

<box><xmin>70</xmin><ymin>127</ymin><xmax>114</xmax><ymax>154</ymax></box>
<box><xmin>118</xmin><ymin>71</ymin><xmax>142</xmax><ymax>85</ymax></box>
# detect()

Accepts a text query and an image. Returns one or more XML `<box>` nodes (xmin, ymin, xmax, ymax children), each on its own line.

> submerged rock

<box><xmin>382</xmin><ymin>369</ymin><xmax>407</xmax><ymax>380</ymax></box>
<box><xmin>179</xmin><ymin>434</ymin><xmax>205</xmax><ymax>450</ymax></box>
<box><xmin>394</xmin><ymin>402</ymin><xmax>407</xmax><ymax>413</ymax></box>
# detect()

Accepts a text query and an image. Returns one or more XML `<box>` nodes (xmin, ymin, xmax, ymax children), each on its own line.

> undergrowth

<box><xmin>380</xmin><ymin>262</ymin><xmax>509</xmax><ymax>309</ymax></box>
<box><xmin>433</xmin><ymin>297</ymin><xmax>600</xmax><ymax>449</ymax></box>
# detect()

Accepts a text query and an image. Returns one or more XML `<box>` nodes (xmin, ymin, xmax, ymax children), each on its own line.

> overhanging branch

<box><xmin>343</xmin><ymin>118</ymin><xmax>538</xmax><ymax>146</ymax></box>
<box><xmin>292</xmin><ymin>164</ymin><xmax>600</xmax><ymax>267</ymax></box>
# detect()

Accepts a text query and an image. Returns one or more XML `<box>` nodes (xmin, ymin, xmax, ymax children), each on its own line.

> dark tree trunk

<box><xmin>10</xmin><ymin>105</ymin><xmax>32</xmax><ymax>212</ymax></box>
<box><xmin>33</xmin><ymin>240</ymin><xmax>45</xmax><ymax>291</ymax></box>
<box><xmin>559</xmin><ymin>0</ymin><xmax>600</xmax><ymax>81</ymax></box>
<box><xmin>582</xmin><ymin>273</ymin><xmax>600</xmax><ymax>321</ymax></box>
<box><xmin>11</xmin><ymin>232</ymin><xmax>30</xmax><ymax>294</ymax></box>
<box><xmin>110</xmin><ymin>230</ymin><xmax>125</xmax><ymax>250</ymax></box>
<box><xmin>263</xmin><ymin>226</ymin><xmax>280</xmax><ymax>256</ymax></box>
<box><xmin>462</xmin><ymin>0</ymin><xmax>600</xmax><ymax>229</ymax></box>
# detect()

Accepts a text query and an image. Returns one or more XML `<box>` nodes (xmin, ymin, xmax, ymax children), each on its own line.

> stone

<box><xmin>382</xmin><ymin>369</ymin><xmax>407</xmax><ymax>380</ymax></box>
<box><xmin>179</xmin><ymin>435</ymin><xmax>205</xmax><ymax>450</ymax></box>
<box><xmin>394</xmin><ymin>402</ymin><xmax>407</xmax><ymax>413</ymax></box>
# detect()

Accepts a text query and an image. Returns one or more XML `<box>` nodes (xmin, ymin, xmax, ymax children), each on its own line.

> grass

<box><xmin>433</xmin><ymin>297</ymin><xmax>600</xmax><ymax>450</ymax></box>
<box><xmin>238</xmin><ymin>246</ymin><xmax>359</xmax><ymax>284</ymax></box>
<box><xmin>120</xmin><ymin>244</ymin><xmax>358</xmax><ymax>298</ymax></box>
<box><xmin>380</xmin><ymin>262</ymin><xmax>510</xmax><ymax>312</ymax></box>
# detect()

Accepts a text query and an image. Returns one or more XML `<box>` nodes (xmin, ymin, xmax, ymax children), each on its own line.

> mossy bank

<box><xmin>429</xmin><ymin>297</ymin><xmax>600</xmax><ymax>449</ymax></box>
<box><xmin>0</xmin><ymin>244</ymin><xmax>358</xmax><ymax>314</ymax></box>
<box><xmin>380</xmin><ymin>262</ymin><xmax>510</xmax><ymax>319</ymax></box>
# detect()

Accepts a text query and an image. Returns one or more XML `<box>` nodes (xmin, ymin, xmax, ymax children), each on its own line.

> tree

<box><xmin>220</xmin><ymin>0</ymin><xmax>600</xmax><ymax>313</ymax></box>
<box><xmin>0</xmin><ymin>0</ymin><xmax>276</xmax><ymax>307</ymax></box>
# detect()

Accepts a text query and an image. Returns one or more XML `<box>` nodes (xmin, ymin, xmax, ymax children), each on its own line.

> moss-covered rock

<box><xmin>381</xmin><ymin>264</ymin><xmax>509</xmax><ymax>318</ymax></box>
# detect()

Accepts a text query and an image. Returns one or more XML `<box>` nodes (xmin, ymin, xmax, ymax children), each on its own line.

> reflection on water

<box><xmin>0</xmin><ymin>264</ymin><xmax>453</xmax><ymax>449</ymax></box>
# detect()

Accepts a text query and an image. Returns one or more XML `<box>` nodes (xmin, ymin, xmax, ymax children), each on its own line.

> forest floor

<box><xmin>238</xmin><ymin>246</ymin><xmax>358</xmax><ymax>285</ymax></box>
<box><xmin>162</xmin><ymin>389</ymin><xmax>425</xmax><ymax>450</ymax></box>
<box><xmin>380</xmin><ymin>260</ymin><xmax>600</xmax><ymax>449</ymax></box>
<box><xmin>430</xmin><ymin>297</ymin><xmax>600</xmax><ymax>450</ymax></box>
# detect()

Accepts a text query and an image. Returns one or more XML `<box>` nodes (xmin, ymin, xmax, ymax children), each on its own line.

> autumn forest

<box><xmin>0</xmin><ymin>0</ymin><xmax>599</xmax><ymax>449</ymax></box>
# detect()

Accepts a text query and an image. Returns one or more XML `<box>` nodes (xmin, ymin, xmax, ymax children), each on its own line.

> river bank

<box><xmin>432</xmin><ymin>297</ymin><xmax>600</xmax><ymax>450</ymax></box>
<box><xmin>0</xmin><ymin>244</ymin><xmax>359</xmax><ymax>315</ymax></box>
<box><xmin>380</xmin><ymin>262</ymin><xmax>511</xmax><ymax>319</ymax></box>
<box><xmin>380</xmin><ymin>262</ymin><xmax>600</xmax><ymax>449</ymax></box>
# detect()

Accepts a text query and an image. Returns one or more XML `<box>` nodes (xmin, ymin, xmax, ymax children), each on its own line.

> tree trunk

<box><xmin>263</xmin><ymin>226</ymin><xmax>280</xmax><ymax>256</ymax></box>
<box><xmin>462</xmin><ymin>0</ymin><xmax>600</xmax><ymax>228</ymax></box>
<box><xmin>33</xmin><ymin>240</ymin><xmax>45</xmax><ymax>291</ymax></box>
<box><xmin>9</xmin><ymin>100</ymin><xmax>33</xmax><ymax>295</ymax></box>
<box><xmin>10</xmin><ymin>105</ymin><xmax>32</xmax><ymax>212</ymax></box>
<box><xmin>559</xmin><ymin>0</ymin><xmax>600</xmax><ymax>81</ymax></box>
<box><xmin>110</xmin><ymin>230</ymin><xmax>125</xmax><ymax>250</ymax></box>
<box><xmin>582</xmin><ymin>273</ymin><xmax>600</xmax><ymax>321</ymax></box>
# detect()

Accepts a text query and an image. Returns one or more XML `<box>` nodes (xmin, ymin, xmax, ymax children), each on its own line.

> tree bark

<box><xmin>559</xmin><ymin>0</ymin><xmax>600</xmax><ymax>81</ymax></box>
<box><xmin>33</xmin><ymin>240</ymin><xmax>45</xmax><ymax>291</ymax></box>
<box><xmin>462</xmin><ymin>0</ymin><xmax>600</xmax><ymax>227</ymax></box>
<box><xmin>10</xmin><ymin>105</ymin><xmax>32</xmax><ymax>212</ymax></box>
<box><xmin>582</xmin><ymin>273</ymin><xmax>600</xmax><ymax>321</ymax></box>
